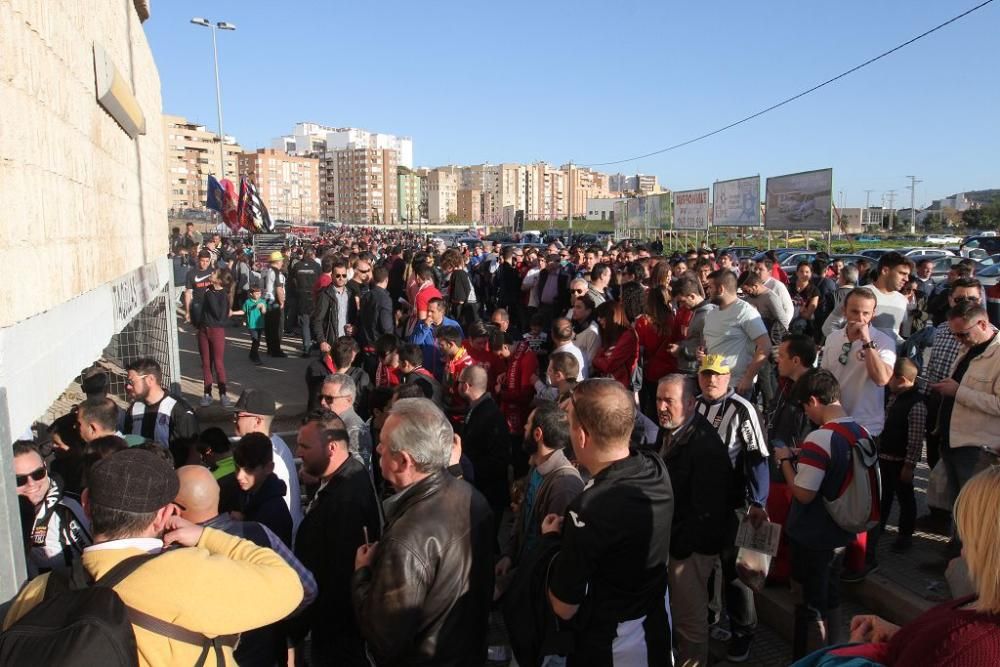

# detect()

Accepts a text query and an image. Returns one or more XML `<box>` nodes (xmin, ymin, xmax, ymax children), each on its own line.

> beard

<box><xmin>302</xmin><ymin>452</ymin><xmax>332</xmax><ymax>478</ymax></box>
<box><xmin>710</xmin><ymin>294</ymin><xmax>723</xmax><ymax>306</ymax></box>
<box><xmin>521</xmin><ymin>434</ymin><xmax>539</xmax><ymax>455</ymax></box>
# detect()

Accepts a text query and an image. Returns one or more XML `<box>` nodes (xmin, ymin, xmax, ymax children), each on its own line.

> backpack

<box><xmin>0</xmin><ymin>555</ymin><xmax>237</xmax><ymax>667</ymax></box>
<box><xmin>822</xmin><ymin>422</ymin><xmax>882</xmax><ymax>533</ymax></box>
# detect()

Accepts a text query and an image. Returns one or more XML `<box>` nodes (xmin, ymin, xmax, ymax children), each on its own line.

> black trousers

<box><xmin>264</xmin><ymin>306</ymin><xmax>284</xmax><ymax>355</ymax></box>
<box><xmin>866</xmin><ymin>458</ymin><xmax>916</xmax><ymax>565</ymax></box>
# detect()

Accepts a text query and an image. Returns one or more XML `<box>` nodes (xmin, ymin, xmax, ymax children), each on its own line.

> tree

<box><xmin>963</xmin><ymin>198</ymin><xmax>1000</xmax><ymax>231</ymax></box>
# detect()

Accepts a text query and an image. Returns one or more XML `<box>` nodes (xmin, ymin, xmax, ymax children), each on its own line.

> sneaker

<box><xmin>891</xmin><ymin>536</ymin><xmax>913</xmax><ymax>554</ymax></box>
<box><xmin>220</xmin><ymin>395</ymin><xmax>232</xmax><ymax>409</ymax></box>
<box><xmin>841</xmin><ymin>562</ymin><xmax>879</xmax><ymax>583</ymax></box>
<box><xmin>199</xmin><ymin>394</ymin><xmax>213</xmax><ymax>407</ymax></box>
<box><xmin>726</xmin><ymin>634</ymin><xmax>753</xmax><ymax>663</ymax></box>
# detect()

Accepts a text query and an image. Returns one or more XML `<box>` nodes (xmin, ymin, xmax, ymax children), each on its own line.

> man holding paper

<box><xmin>695</xmin><ymin>355</ymin><xmax>770</xmax><ymax>664</ymax></box>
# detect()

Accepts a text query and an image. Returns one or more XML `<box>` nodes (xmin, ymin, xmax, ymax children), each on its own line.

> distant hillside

<box><xmin>964</xmin><ymin>189</ymin><xmax>1000</xmax><ymax>205</ymax></box>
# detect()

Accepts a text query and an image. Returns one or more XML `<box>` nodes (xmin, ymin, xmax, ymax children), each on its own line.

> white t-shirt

<box><xmin>863</xmin><ymin>285</ymin><xmax>908</xmax><ymax>342</ymax></box>
<box><xmin>553</xmin><ymin>341</ymin><xmax>587</xmax><ymax>380</ymax></box>
<box><xmin>271</xmin><ymin>434</ymin><xmax>303</xmax><ymax>538</ymax></box>
<box><xmin>573</xmin><ymin>323</ymin><xmax>601</xmax><ymax>377</ymax></box>
<box><xmin>820</xmin><ymin>326</ymin><xmax>896</xmax><ymax>436</ymax></box>
<box><xmin>703</xmin><ymin>299</ymin><xmax>768</xmax><ymax>385</ymax></box>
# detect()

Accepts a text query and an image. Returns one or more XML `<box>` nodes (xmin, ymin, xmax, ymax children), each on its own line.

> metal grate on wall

<box><xmin>85</xmin><ymin>286</ymin><xmax>176</xmax><ymax>404</ymax></box>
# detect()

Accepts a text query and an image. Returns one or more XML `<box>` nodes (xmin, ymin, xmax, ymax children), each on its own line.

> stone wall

<box><xmin>0</xmin><ymin>0</ymin><xmax>167</xmax><ymax>329</ymax></box>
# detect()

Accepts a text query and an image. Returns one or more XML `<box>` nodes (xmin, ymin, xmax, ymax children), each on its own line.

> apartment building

<box><xmin>458</xmin><ymin>189</ymin><xmax>483</xmax><ymax>223</ymax></box>
<box><xmin>326</xmin><ymin>147</ymin><xmax>399</xmax><ymax>225</ymax></box>
<box><xmin>237</xmin><ymin>149</ymin><xmax>320</xmax><ymax>223</ymax></box>
<box><xmin>398</xmin><ymin>167</ymin><xmax>423</xmax><ymax>224</ymax></box>
<box><xmin>428</xmin><ymin>168</ymin><xmax>459</xmax><ymax>224</ymax></box>
<box><xmin>163</xmin><ymin>114</ymin><xmax>243</xmax><ymax>213</ymax></box>
<box><xmin>273</xmin><ymin>122</ymin><xmax>413</xmax><ymax>168</ymax></box>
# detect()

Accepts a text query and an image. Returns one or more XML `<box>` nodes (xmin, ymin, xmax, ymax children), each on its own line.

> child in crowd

<box><xmin>232</xmin><ymin>432</ymin><xmax>293</xmax><ymax>547</ymax></box>
<box><xmin>522</xmin><ymin>313</ymin><xmax>550</xmax><ymax>370</ymax></box>
<box><xmin>532</xmin><ymin>351</ymin><xmax>580</xmax><ymax>401</ymax></box>
<box><xmin>239</xmin><ymin>285</ymin><xmax>267</xmax><ymax>365</ymax></box>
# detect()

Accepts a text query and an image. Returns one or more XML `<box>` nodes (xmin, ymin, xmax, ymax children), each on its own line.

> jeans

<box><xmin>941</xmin><ymin>445</ymin><xmax>989</xmax><ymax>541</ymax></box>
<box><xmin>196</xmin><ymin>326</ymin><xmax>227</xmax><ymax>395</ymax></box>
<box><xmin>298</xmin><ymin>312</ymin><xmax>313</xmax><ymax>353</ymax></box>
<box><xmin>721</xmin><ymin>514</ymin><xmax>757</xmax><ymax>638</ymax></box>
<box><xmin>790</xmin><ymin>541</ymin><xmax>845</xmax><ymax>659</ymax></box>
<box><xmin>249</xmin><ymin>328</ymin><xmax>262</xmax><ymax>360</ymax></box>
<box><xmin>866</xmin><ymin>458</ymin><xmax>915</xmax><ymax>565</ymax></box>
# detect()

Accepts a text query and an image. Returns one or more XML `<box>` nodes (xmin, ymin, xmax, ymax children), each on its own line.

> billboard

<box><xmin>673</xmin><ymin>188</ymin><xmax>710</xmax><ymax>230</ymax></box>
<box><xmin>764</xmin><ymin>168</ymin><xmax>833</xmax><ymax>231</ymax></box>
<box><xmin>834</xmin><ymin>207</ymin><xmax>864</xmax><ymax>235</ymax></box>
<box><xmin>713</xmin><ymin>176</ymin><xmax>761</xmax><ymax>227</ymax></box>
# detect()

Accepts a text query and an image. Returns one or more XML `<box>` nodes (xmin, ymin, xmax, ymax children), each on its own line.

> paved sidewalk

<box><xmin>177</xmin><ymin>320</ymin><xmax>314</xmax><ymax>433</ymax></box>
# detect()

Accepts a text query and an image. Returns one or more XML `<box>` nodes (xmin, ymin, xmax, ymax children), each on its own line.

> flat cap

<box><xmin>88</xmin><ymin>448</ymin><xmax>179</xmax><ymax>513</ymax></box>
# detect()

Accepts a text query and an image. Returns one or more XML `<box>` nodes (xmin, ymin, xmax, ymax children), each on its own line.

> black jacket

<box><xmin>658</xmin><ymin>413</ymin><xmax>732</xmax><ymax>559</ymax></box>
<box><xmin>311</xmin><ymin>284</ymin><xmax>359</xmax><ymax>347</ymax></box>
<box><xmin>290</xmin><ymin>258</ymin><xmax>321</xmax><ymax>315</ymax></box>
<box><xmin>402</xmin><ymin>368</ymin><xmax>445</xmax><ymax>409</ymax></box>
<box><xmin>241</xmin><ymin>473</ymin><xmax>293</xmax><ymax>548</ymax></box>
<box><xmin>496</xmin><ymin>263</ymin><xmax>522</xmax><ymax>311</ymax></box>
<box><xmin>294</xmin><ymin>456</ymin><xmax>382</xmax><ymax>660</ymax></box>
<box><xmin>461</xmin><ymin>395</ymin><xmax>511</xmax><ymax>514</ymax></box>
<box><xmin>352</xmin><ymin>470</ymin><xmax>494</xmax><ymax>667</ymax></box>
<box><xmin>359</xmin><ymin>285</ymin><xmax>394</xmax><ymax>349</ymax></box>
<box><xmin>533</xmin><ymin>269</ymin><xmax>570</xmax><ymax>314</ymax></box>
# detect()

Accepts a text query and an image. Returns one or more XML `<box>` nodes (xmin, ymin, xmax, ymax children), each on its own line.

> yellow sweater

<box><xmin>3</xmin><ymin>527</ymin><xmax>303</xmax><ymax>667</ymax></box>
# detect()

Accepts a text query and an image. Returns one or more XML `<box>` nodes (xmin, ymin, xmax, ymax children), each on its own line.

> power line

<box><xmin>583</xmin><ymin>0</ymin><xmax>994</xmax><ymax>168</ymax></box>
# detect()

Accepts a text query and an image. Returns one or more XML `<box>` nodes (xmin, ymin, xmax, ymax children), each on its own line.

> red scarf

<box><xmin>505</xmin><ymin>342</ymin><xmax>530</xmax><ymax>392</ymax></box>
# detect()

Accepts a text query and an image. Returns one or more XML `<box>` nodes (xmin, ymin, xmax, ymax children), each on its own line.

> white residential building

<box><xmin>272</xmin><ymin>122</ymin><xmax>413</xmax><ymax>167</ymax></box>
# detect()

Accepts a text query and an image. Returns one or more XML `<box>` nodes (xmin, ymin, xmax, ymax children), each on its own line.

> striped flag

<box><xmin>238</xmin><ymin>177</ymin><xmax>274</xmax><ymax>233</ymax></box>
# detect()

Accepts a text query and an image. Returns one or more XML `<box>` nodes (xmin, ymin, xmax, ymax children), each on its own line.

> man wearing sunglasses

<box><xmin>819</xmin><ymin>288</ymin><xmax>895</xmax><ymax>437</ymax></box>
<box><xmin>12</xmin><ymin>441</ymin><xmax>92</xmax><ymax>574</ymax></box>
<box><xmin>931</xmin><ymin>301</ymin><xmax>1000</xmax><ymax>553</ymax></box>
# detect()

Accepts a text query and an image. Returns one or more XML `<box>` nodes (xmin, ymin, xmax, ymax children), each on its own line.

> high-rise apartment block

<box><xmin>163</xmin><ymin>114</ymin><xmax>243</xmax><ymax>213</ymax></box>
<box><xmin>398</xmin><ymin>167</ymin><xmax>423</xmax><ymax>225</ymax></box>
<box><xmin>273</xmin><ymin>122</ymin><xmax>413</xmax><ymax>168</ymax></box>
<box><xmin>457</xmin><ymin>189</ymin><xmax>482</xmax><ymax>223</ymax></box>
<box><xmin>608</xmin><ymin>172</ymin><xmax>659</xmax><ymax>194</ymax></box>
<box><xmin>237</xmin><ymin>149</ymin><xmax>320</xmax><ymax>223</ymax></box>
<box><xmin>322</xmin><ymin>147</ymin><xmax>399</xmax><ymax>225</ymax></box>
<box><xmin>428</xmin><ymin>168</ymin><xmax>459</xmax><ymax>224</ymax></box>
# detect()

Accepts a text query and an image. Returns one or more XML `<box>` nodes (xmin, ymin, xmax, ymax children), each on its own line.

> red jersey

<box><xmin>496</xmin><ymin>342</ymin><xmax>538</xmax><ymax>433</ymax></box>
<box><xmin>443</xmin><ymin>349</ymin><xmax>475</xmax><ymax>424</ymax></box>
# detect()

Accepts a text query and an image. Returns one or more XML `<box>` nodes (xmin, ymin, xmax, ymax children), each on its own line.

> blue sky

<box><xmin>145</xmin><ymin>1</ymin><xmax>999</xmax><ymax>208</ymax></box>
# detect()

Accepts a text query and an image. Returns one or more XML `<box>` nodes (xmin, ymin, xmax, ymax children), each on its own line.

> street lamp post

<box><xmin>190</xmin><ymin>18</ymin><xmax>236</xmax><ymax>180</ymax></box>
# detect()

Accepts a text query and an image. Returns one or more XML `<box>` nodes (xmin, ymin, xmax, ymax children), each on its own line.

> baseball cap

<box><xmin>699</xmin><ymin>354</ymin><xmax>731</xmax><ymax>375</ymax></box>
<box><xmin>231</xmin><ymin>389</ymin><xmax>276</xmax><ymax>416</ymax></box>
<box><xmin>88</xmin><ymin>448</ymin><xmax>179</xmax><ymax>513</ymax></box>
<box><xmin>269</xmin><ymin>251</ymin><xmax>284</xmax><ymax>262</ymax></box>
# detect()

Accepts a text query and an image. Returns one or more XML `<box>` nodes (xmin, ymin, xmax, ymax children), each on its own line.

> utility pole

<box><xmin>885</xmin><ymin>190</ymin><xmax>897</xmax><ymax>232</ymax></box>
<box><xmin>567</xmin><ymin>161</ymin><xmax>573</xmax><ymax>242</ymax></box>
<box><xmin>864</xmin><ymin>189</ymin><xmax>874</xmax><ymax>228</ymax></box>
<box><xmin>190</xmin><ymin>18</ymin><xmax>236</xmax><ymax>179</ymax></box>
<box><xmin>906</xmin><ymin>175</ymin><xmax>922</xmax><ymax>234</ymax></box>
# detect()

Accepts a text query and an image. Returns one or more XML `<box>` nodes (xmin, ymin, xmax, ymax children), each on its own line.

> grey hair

<box><xmin>840</xmin><ymin>264</ymin><xmax>859</xmax><ymax>285</ymax></box>
<box><xmin>385</xmin><ymin>398</ymin><xmax>453</xmax><ymax>473</ymax></box>
<box><xmin>322</xmin><ymin>373</ymin><xmax>357</xmax><ymax>402</ymax></box>
<box><xmin>460</xmin><ymin>364</ymin><xmax>489</xmax><ymax>392</ymax></box>
<box><xmin>657</xmin><ymin>373</ymin><xmax>696</xmax><ymax>403</ymax></box>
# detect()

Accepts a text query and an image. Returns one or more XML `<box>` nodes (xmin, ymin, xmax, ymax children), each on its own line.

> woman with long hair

<box><xmin>591</xmin><ymin>300</ymin><xmax>639</xmax><ymax>389</ymax></box>
<box><xmin>796</xmin><ymin>466</ymin><xmax>1000</xmax><ymax>665</ymax></box>
<box><xmin>197</xmin><ymin>268</ymin><xmax>239</xmax><ymax>407</ymax></box>
<box><xmin>634</xmin><ymin>285</ymin><xmax>678</xmax><ymax>416</ymax></box>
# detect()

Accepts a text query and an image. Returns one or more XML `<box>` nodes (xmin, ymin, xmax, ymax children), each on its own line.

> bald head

<box><xmin>461</xmin><ymin>364</ymin><xmax>489</xmax><ymax>393</ymax></box>
<box><xmin>175</xmin><ymin>465</ymin><xmax>220</xmax><ymax>524</ymax></box>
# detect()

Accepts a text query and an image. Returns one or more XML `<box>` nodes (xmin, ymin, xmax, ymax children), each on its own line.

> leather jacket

<box><xmin>352</xmin><ymin>469</ymin><xmax>494</xmax><ymax>666</ymax></box>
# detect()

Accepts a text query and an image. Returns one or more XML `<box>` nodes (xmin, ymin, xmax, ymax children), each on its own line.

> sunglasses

<box><xmin>953</xmin><ymin>322</ymin><xmax>980</xmax><ymax>341</ymax></box>
<box><xmin>837</xmin><ymin>341</ymin><xmax>861</xmax><ymax>365</ymax></box>
<box><xmin>125</xmin><ymin>374</ymin><xmax>149</xmax><ymax>387</ymax></box>
<box><xmin>334</xmin><ymin>273</ymin><xmax>348</xmax><ymax>279</ymax></box>
<box><xmin>16</xmin><ymin>466</ymin><xmax>47</xmax><ymax>487</ymax></box>
<box><xmin>572</xmin><ymin>289</ymin><xmax>586</xmax><ymax>295</ymax></box>
<box><xmin>232</xmin><ymin>412</ymin><xmax>255</xmax><ymax>422</ymax></box>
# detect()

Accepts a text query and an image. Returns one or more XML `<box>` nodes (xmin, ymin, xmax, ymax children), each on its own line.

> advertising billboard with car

<box><xmin>764</xmin><ymin>168</ymin><xmax>833</xmax><ymax>231</ymax></box>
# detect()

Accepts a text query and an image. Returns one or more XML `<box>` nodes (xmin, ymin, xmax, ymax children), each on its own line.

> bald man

<box><xmin>174</xmin><ymin>465</ymin><xmax>316</xmax><ymax>610</ymax></box>
<box><xmin>458</xmin><ymin>365</ymin><xmax>511</xmax><ymax>526</ymax></box>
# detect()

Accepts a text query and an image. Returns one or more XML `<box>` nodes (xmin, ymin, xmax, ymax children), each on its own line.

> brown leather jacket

<box><xmin>351</xmin><ymin>469</ymin><xmax>494</xmax><ymax>666</ymax></box>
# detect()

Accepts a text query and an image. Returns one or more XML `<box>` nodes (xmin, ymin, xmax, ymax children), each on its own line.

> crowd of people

<box><xmin>5</xmin><ymin>221</ymin><xmax>1000</xmax><ymax>666</ymax></box>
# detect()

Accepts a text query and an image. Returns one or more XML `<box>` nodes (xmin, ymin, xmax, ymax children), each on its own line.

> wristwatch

<box><xmin>861</xmin><ymin>340</ymin><xmax>878</xmax><ymax>350</ymax></box>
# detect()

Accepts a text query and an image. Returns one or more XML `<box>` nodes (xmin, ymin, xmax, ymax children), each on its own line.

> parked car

<box><xmin>901</xmin><ymin>247</ymin><xmax>955</xmax><ymax>259</ymax></box>
<box><xmin>832</xmin><ymin>254</ymin><xmax>868</xmax><ymax>266</ymax></box>
<box><xmin>721</xmin><ymin>246</ymin><xmax>758</xmax><ymax>260</ymax></box>
<box><xmin>961</xmin><ymin>235</ymin><xmax>1000</xmax><ymax>258</ymax></box>
<box><xmin>855</xmin><ymin>234</ymin><xmax>881</xmax><ymax>243</ymax></box>
<box><xmin>923</xmin><ymin>234</ymin><xmax>963</xmax><ymax>245</ymax></box>
<box><xmin>974</xmin><ymin>262</ymin><xmax>1000</xmax><ymax>287</ymax></box>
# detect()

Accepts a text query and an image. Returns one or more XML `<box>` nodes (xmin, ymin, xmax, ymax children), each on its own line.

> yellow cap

<box><xmin>699</xmin><ymin>354</ymin><xmax>731</xmax><ymax>375</ymax></box>
<box><xmin>269</xmin><ymin>250</ymin><xmax>284</xmax><ymax>262</ymax></box>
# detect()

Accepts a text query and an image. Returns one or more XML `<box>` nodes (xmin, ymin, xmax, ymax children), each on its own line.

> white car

<box><xmin>924</xmin><ymin>234</ymin><xmax>963</xmax><ymax>245</ymax></box>
<box><xmin>902</xmin><ymin>247</ymin><xmax>955</xmax><ymax>259</ymax></box>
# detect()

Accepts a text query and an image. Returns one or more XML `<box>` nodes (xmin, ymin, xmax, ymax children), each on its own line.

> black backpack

<box><xmin>0</xmin><ymin>555</ymin><xmax>236</xmax><ymax>667</ymax></box>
